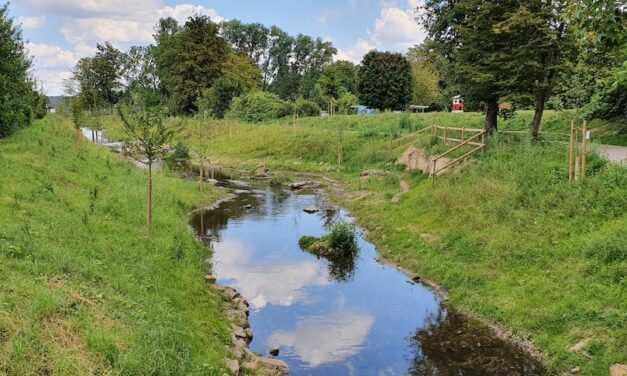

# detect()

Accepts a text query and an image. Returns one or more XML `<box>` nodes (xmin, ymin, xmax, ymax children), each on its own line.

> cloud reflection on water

<box><xmin>213</xmin><ymin>239</ymin><xmax>329</xmax><ymax>309</ymax></box>
<box><xmin>267</xmin><ymin>310</ymin><xmax>375</xmax><ymax>367</ymax></box>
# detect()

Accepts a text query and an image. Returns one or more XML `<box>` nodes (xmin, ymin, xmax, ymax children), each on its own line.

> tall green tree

<box><xmin>422</xmin><ymin>0</ymin><xmax>520</xmax><ymax>131</ymax></box>
<box><xmin>70</xmin><ymin>42</ymin><xmax>124</xmax><ymax>108</ymax></box>
<box><xmin>0</xmin><ymin>3</ymin><xmax>42</xmax><ymax>137</ymax></box>
<box><xmin>316</xmin><ymin>61</ymin><xmax>358</xmax><ymax>100</ymax></box>
<box><xmin>357</xmin><ymin>51</ymin><xmax>413</xmax><ymax>111</ymax></box>
<box><xmin>409</xmin><ymin>61</ymin><xmax>441</xmax><ymax>106</ymax></box>
<box><xmin>154</xmin><ymin>15</ymin><xmax>227</xmax><ymax>114</ymax></box>
<box><xmin>196</xmin><ymin>53</ymin><xmax>262</xmax><ymax>118</ymax></box>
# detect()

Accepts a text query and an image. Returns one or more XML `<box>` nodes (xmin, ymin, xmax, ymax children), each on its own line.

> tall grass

<box><xmin>0</xmin><ymin>116</ymin><xmax>231</xmax><ymax>374</ymax></box>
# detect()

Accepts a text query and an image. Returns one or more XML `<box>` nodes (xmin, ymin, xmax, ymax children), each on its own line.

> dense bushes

<box><xmin>294</xmin><ymin>98</ymin><xmax>320</xmax><ymax>117</ymax></box>
<box><xmin>0</xmin><ymin>4</ymin><xmax>47</xmax><ymax>138</ymax></box>
<box><xmin>229</xmin><ymin>91</ymin><xmax>293</xmax><ymax>122</ymax></box>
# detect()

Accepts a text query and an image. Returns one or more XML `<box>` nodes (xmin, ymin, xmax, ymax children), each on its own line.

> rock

<box><xmin>269</xmin><ymin>348</ymin><xmax>279</xmax><ymax>356</ymax></box>
<box><xmin>204</xmin><ymin>274</ymin><xmax>217</xmax><ymax>283</ymax></box>
<box><xmin>611</xmin><ymin>364</ymin><xmax>627</xmax><ymax>376</ymax></box>
<box><xmin>568</xmin><ymin>338</ymin><xmax>590</xmax><ymax>353</ymax></box>
<box><xmin>255</xmin><ymin>164</ymin><xmax>269</xmax><ymax>177</ymax></box>
<box><xmin>245</xmin><ymin>327</ymin><xmax>253</xmax><ymax>339</ymax></box>
<box><xmin>244</xmin><ymin>204</ymin><xmax>253</xmax><ymax>209</ymax></box>
<box><xmin>303</xmin><ymin>207</ymin><xmax>319</xmax><ymax>214</ymax></box>
<box><xmin>226</xmin><ymin>310</ymin><xmax>249</xmax><ymax>328</ymax></box>
<box><xmin>223</xmin><ymin>286</ymin><xmax>240</xmax><ymax>301</ymax></box>
<box><xmin>391</xmin><ymin>193</ymin><xmax>403</xmax><ymax>204</ymax></box>
<box><xmin>290</xmin><ymin>180</ymin><xmax>319</xmax><ymax>191</ymax></box>
<box><xmin>224</xmin><ymin>358</ymin><xmax>239</xmax><ymax>375</ymax></box>
<box><xmin>232</xmin><ymin>325</ymin><xmax>247</xmax><ymax>339</ymax></box>
<box><xmin>360</xmin><ymin>169</ymin><xmax>388</xmax><ymax>177</ymax></box>
<box><xmin>570</xmin><ymin>366</ymin><xmax>581</xmax><ymax>374</ymax></box>
<box><xmin>241</xmin><ymin>360</ymin><xmax>258</xmax><ymax>371</ymax></box>
<box><xmin>412</xmin><ymin>275</ymin><xmax>421</xmax><ymax>282</ymax></box>
<box><xmin>238</xmin><ymin>301</ymin><xmax>249</xmax><ymax>315</ymax></box>
<box><xmin>257</xmin><ymin>357</ymin><xmax>289</xmax><ymax>375</ymax></box>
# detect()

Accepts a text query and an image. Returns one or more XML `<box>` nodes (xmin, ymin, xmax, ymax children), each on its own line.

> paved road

<box><xmin>595</xmin><ymin>144</ymin><xmax>627</xmax><ymax>165</ymax></box>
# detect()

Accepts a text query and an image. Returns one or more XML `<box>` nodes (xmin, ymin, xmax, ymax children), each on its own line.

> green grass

<box><xmin>0</xmin><ymin>116</ymin><xmax>232</xmax><ymax>375</ymax></box>
<box><xmin>102</xmin><ymin>110</ymin><xmax>626</xmax><ymax>374</ymax></box>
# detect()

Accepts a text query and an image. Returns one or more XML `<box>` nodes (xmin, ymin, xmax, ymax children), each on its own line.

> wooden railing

<box><xmin>430</xmin><ymin>125</ymin><xmax>487</xmax><ymax>186</ymax></box>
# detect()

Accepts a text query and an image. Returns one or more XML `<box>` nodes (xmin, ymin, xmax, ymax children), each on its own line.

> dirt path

<box><xmin>595</xmin><ymin>144</ymin><xmax>627</xmax><ymax>164</ymax></box>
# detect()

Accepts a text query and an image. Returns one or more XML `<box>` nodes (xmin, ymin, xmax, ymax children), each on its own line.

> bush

<box><xmin>337</xmin><ymin>93</ymin><xmax>359</xmax><ymax>114</ymax></box>
<box><xmin>228</xmin><ymin>91</ymin><xmax>293</xmax><ymax>123</ymax></box>
<box><xmin>328</xmin><ymin>221</ymin><xmax>358</xmax><ymax>252</ymax></box>
<box><xmin>294</xmin><ymin>98</ymin><xmax>320</xmax><ymax>117</ymax></box>
<box><xmin>170</xmin><ymin>142</ymin><xmax>189</xmax><ymax>159</ymax></box>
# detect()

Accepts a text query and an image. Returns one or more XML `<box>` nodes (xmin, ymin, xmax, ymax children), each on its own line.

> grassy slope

<box><xmin>0</xmin><ymin>116</ymin><xmax>231</xmax><ymax>375</ymax></box>
<box><xmin>103</xmin><ymin>111</ymin><xmax>626</xmax><ymax>373</ymax></box>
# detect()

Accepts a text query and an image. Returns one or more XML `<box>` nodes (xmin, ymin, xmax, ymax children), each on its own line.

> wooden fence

<box><xmin>429</xmin><ymin>125</ymin><xmax>486</xmax><ymax>186</ymax></box>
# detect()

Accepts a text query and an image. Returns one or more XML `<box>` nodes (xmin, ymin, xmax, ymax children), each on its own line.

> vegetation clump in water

<box><xmin>299</xmin><ymin>221</ymin><xmax>360</xmax><ymax>282</ymax></box>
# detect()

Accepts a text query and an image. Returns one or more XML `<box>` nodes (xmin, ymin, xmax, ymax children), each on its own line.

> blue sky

<box><xmin>8</xmin><ymin>0</ymin><xmax>425</xmax><ymax>95</ymax></box>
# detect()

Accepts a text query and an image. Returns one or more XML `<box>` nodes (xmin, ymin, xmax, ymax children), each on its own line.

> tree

<box><xmin>0</xmin><ymin>3</ymin><xmax>41</xmax><ymax>137</ymax></box>
<box><xmin>422</xmin><ymin>0</ymin><xmax>520</xmax><ymax>131</ymax></box>
<box><xmin>117</xmin><ymin>97</ymin><xmax>176</xmax><ymax>233</ymax></box>
<box><xmin>316</xmin><ymin>61</ymin><xmax>358</xmax><ymax>101</ymax></box>
<box><xmin>492</xmin><ymin>0</ymin><xmax>572</xmax><ymax>139</ymax></box>
<box><xmin>357</xmin><ymin>51</ymin><xmax>413</xmax><ymax>111</ymax></box>
<box><xmin>410</xmin><ymin>61</ymin><xmax>441</xmax><ymax>106</ymax></box>
<box><xmin>122</xmin><ymin>45</ymin><xmax>160</xmax><ymax>94</ymax></box>
<box><xmin>154</xmin><ymin>15</ymin><xmax>227</xmax><ymax>114</ymax></box>
<box><xmin>69</xmin><ymin>97</ymin><xmax>85</xmax><ymax>144</ymax></box>
<box><xmin>196</xmin><ymin>53</ymin><xmax>262</xmax><ymax>118</ymax></box>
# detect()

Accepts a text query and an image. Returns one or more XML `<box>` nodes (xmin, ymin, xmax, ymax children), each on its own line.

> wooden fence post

<box><xmin>569</xmin><ymin>121</ymin><xmax>575</xmax><ymax>182</ymax></box>
<box><xmin>461</xmin><ymin>127</ymin><xmax>465</xmax><ymax>143</ymax></box>
<box><xmin>581</xmin><ymin>120</ymin><xmax>588</xmax><ymax>179</ymax></box>
<box><xmin>431</xmin><ymin>158</ymin><xmax>437</xmax><ymax>186</ymax></box>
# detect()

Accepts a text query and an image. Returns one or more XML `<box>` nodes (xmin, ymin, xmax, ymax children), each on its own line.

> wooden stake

<box><xmin>569</xmin><ymin>121</ymin><xmax>575</xmax><ymax>181</ymax></box>
<box><xmin>431</xmin><ymin>158</ymin><xmax>437</xmax><ymax>186</ymax></box>
<box><xmin>575</xmin><ymin>156</ymin><xmax>580</xmax><ymax>181</ymax></box>
<box><xmin>581</xmin><ymin>120</ymin><xmax>588</xmax><ymax>179</ymax></box>
<box><xmin>461</xmin><ymin>127</ymin><xmax>465</xmax><ymax>143</ymax></box>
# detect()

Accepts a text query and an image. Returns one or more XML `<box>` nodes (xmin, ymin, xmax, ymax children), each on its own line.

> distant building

<box><xmin>408</xmin><ymin>105</ymin><xmax>429</xmax><ymax>113</ymax></box>
<box><xmin>452</xmin><ymin>95</ymin><xmax>464</xmax><ymax>113</ymax></box>
<box><xmin>350</xmin><ymin>105</ymin><xmax>374</xmax><ymax>115</ymax></box>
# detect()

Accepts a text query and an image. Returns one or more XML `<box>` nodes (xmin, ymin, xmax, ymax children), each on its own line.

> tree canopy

<box><xmin>357</xmin><ymin>51</ymin><xmax>413</xmax><ymax>111</ymax></box>
<box><xmin>0</xmin><ymin>3</ymin><xmax>47</xmax><ymax>137</ymax></box>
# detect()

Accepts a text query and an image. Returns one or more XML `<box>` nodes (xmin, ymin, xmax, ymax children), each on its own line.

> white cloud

<box><xmin>335</xmin><ymin>1</ymin><xmax>426</xmax><ymax>63</ymax></box>
<box><xmin>59</xmin><ymin>4</ymin><xmax>224</xmax><ymax>47</ymax></box>
<box><xmin>17</xmin><ymin>16</ymin><xmax>44</xmax><ymax>29</ymax></box>
<box><xmin>26</xmin><ymin>43</ymin><xmax>77</xmax><ymax>70</ymax></box>
<box><xmin>212</xmin><ymin>239</ymin><xmax>330</xmax><ymax>310</ymax></box>
<box><xmin>21</xmin><ymin>2</ymin><xmax>224</xmax><ymax>95</ymax></box>
<box><xmin>335</xmin><ymin>39</ymin><xmax>376</xmax><ymax>63</ymax></box>
<box><xmin>267</xmin><ymin>310</ymin><xmax>375</xmax><ymax>366</ymax></box>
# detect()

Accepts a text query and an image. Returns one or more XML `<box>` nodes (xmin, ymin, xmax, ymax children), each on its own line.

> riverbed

<box><xmin>190</xmin><ymin>179</ymin><xmax>543</xmax><ymax>375</ymax></box>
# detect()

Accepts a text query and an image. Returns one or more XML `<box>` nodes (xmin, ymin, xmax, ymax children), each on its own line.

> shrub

<box><xmin>229</xmin><ymin>91</ymin><xmax>293</xmax><ymax>123</ymax></box>
<box><xmin>294</xmin><ymin>98</ymin><xmax>320</xmax><ymax>117</ymax></box>
<box><xmin>337</xmin><ymin>93</ymin><xmax>359</xmax><ymax>114</ymax></box>
<box><xmin>328</xmin><ymin>221</ymin><xmax>358</xmax><ymax>252</ymax></box>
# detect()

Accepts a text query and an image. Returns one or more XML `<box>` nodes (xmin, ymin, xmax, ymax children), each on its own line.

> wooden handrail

<box><xmin>434</xmin><ymin>144</ymin><xmax>485</xmax><ymax>175</ymax></box>
<box><xmin>433</xmin><ymin>130</ymin><xmax>485</xmax><ymax>161</ymax></box>
<box><xmin>433</xmin><ymin>125</ymin><xmax>483</xmax><ymax>132</ymax></box>
<box><xmin>391</xmin><ymin>125</ymin><xmax>433</xmax><ymax>146</ymax></box>
<box><xmin>437</xmin><ymin>136</ymin><xmax>483</xmax><ymax>146</ymax></box>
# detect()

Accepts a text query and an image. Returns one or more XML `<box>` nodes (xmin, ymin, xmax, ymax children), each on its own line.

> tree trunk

<box><xmin>199</xmin><ymin>157</ymin><xmax>204</xmax><ymax>193</ymax></box>
<box><xmin>147</xmin><ymin>163</ymin><xmax>153</xmax><ymax>234</ymax></box>
<box><xmin>531</xmin><ymin>89</ymin><xmax>548</xmax><ymax>142</ymax></box>
<box><xmin>76</xmin><ymin>128</ymin><xmax>81</xmax><ymax>145</ymax></box>
<box><xmin>485</xmin><ymin>99</ymin><xmax>498</xmax><ymax>133</ymax></box>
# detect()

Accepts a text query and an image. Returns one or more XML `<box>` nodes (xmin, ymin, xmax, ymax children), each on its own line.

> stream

<box><xmin>190</xmin><ymin>179</ymin><xmax>544</xmax><ymax>375</ymax></box>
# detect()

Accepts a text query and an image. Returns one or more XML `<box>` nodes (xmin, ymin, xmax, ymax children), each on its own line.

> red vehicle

<box><xmin>452</xmin><ymin>95</ymin><xmax>464</xmax><ymax>113</ymax></box>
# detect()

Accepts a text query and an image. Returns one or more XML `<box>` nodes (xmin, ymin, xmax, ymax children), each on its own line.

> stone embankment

<box><xmin>204</xmin><ymin>274</ymin><xmax>289</xmax><ymax>376</ymax></box>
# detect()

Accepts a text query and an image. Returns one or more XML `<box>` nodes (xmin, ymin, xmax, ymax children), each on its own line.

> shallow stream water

<box><xmin>190</xmin><ymin>179</ymin><xmax>543</xmax><ymax>375</ymax></box>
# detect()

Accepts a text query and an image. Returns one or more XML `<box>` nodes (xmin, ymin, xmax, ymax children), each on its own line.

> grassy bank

<box><xmin>0</xmin><ymin>116</ymin><xmax>231</xmax><ymax>374</ymax></box>
<box><xmin>102</xmin><ymin>111</ymin><xmax>626</xmax><ymax>374</ymax></box>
